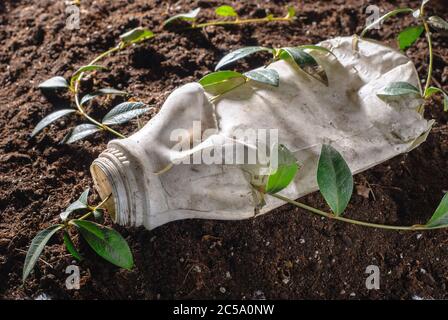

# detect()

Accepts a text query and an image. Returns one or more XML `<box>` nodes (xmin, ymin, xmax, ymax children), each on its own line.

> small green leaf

<box><xmin>71</xmin><ymin>220</ymin><xmax>133</xmax><ymax>269</ymax></box>
<box><xmin>360</xmin><ymin>8</ymin><xmax>414</xmax><ymax>38</ymax></box>
<box><xmin>63</xmin><ymin>231</ymin><xmax>82</xmax><ymax>261</ymax></box>
<box><xmin>23</xmin><ymin>225</ymin><xmax>64</xmax><ymax>283</ymax></box>
<box><xmin>60</xmin><ymin>188</ymin><xmax>90</xmax><ymax>221</ymax></box>
<box><xmin>279</xmin><ymin>47</ymin><xmax>328</xmax><ymax>85</ymax></box>
<box><xmin>163</xmin><ymin>8</ymin><xmax>201</xmax><ymax>26</ymax></box>
<box><xmin>298</xmin><ymin>45</ymin><xmax>337</xmax><ymax>58</ymax></box>
<box><xmin>199</xmin><ymin>70</ymin><xmax>246</xmax><ymax>95</ymax></box>
<box><xmin>63</xmin><ymin>124</ymin><xmax>102</xmax><ymax>144</ymax></box>
<box><xmin>426</xmin><ymin>193</ymin><xmax>448</xmax><ymax>227</ymax></box>
<box><xmin>31</xmin><ymin>109</ymin><xmax>76</xmax><ymax>137</ymax></box>
<box><xmin>119</xmin><ymin>27</ymin><xmax>154</xmax><ymax>44</ymax></box>
<box><xmin>425</xmin><ymin>87</ymin><xmax>448</xmax><ymax>112</ymax></box>
<box><xmin>428</xmin><ymin>16</ymin><xmax>448</xmax><ymax>32</ymax></box>
<box><xmin>80</xmin><ymin>88</ymin><xmax>127</xmax><ymax>106</ymax></box>
<box><xmin>421</xmin><ymin>0</ymin><xmax>431</xmax><ymax>9</ymax></box>
<box><xmin>397</xmin><ymin>25</ymin><xmax>424</xmax><ymax>50</ymax></box>
<box><xmin>377</xmin><ymin>81</ymin><xmax>422</xmax><ymax>100</ymax></box>
<box><xmin>317</xmin><ymin>144</ymin><xmax>353</xmax><ymax>216</ymax></box>
<box><xmin>38</xmin><ymin>76</ymin><xmax>69</xmax><ymax>90</ymax></box>
<box><xmin>93</xmin><ymin>208</ymin><xmax>105</xmax><ymax>223</ymax></box>
<box><xmin>215</xmin><ymin>5</ymin><xmax>237</xmax><ymax>17</ymax></box>
<box><xmin>102</xmin><ymin>102</ymin><xmax>151</xmax><ymax>125</ymax></box>
<box><xmin>72</xmin><ymin>65</ymin><xmax>106</xmax><ymax>79</ymax></box>
<box><xmin>244</xmin><ymin>69</ymin><xmax>279</xmax><ymax>87</ymax></box>
<box><xmin>265</xmin><ymin>144</ymin><xmax>299</xmax><ymax>194</ymax></box>
<box><xmin>215</xmin><ymin>46</ymin><xmax>273</xmax><ymax>71</ymax></box>
<box><xmin>285</xmin><ymin>7</ymin><xmax>296</xmax><ymax>19</ymax></box>
<box><xmin>70</xmin><ymin>65</ymin><xmax>107</xmax><ymax>86</ymax></box>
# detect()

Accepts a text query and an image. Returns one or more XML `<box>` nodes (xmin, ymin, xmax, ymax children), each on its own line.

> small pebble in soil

<box><xmin>417</xmin><ymin>234</ymin><xmax>422</xmax><ymax>240</ymax></box>
<box><xmin>299</xmin><ymin>238</ymin><xmax>305</xmax><ymax>244</ymax></box>
<box><xmin>219</xmin><ymin>287</ymin><xmax>226</xmax><ymax>294</ymax></box>
<box><xmin>253</xmin><ymin>290</ymin><xmax>266</xmax><ymax>300</ymax></box>
<box><xmin>193</xmin><ymin>265</ymin><xmax>202</xmax><ymax>273</ymax></box>
<box><xmin>350</xmin><ymin>292</ymin><xmax>356</xmax><ymax>297</ymax></box>
<box><xmin>225</xmin><ymin>271</ymin><xmax>231</xmax><ymax>279</ymax></box>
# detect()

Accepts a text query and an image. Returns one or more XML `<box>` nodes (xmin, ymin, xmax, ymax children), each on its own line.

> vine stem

<box><xmin>78</xmin><ymin>193</ymin><xmax>112</xmax><ymax>221</ymax></box>
<box><xmin>192</xmin><ymin>16</ymin><xmax>293</xmax><ymax>29</ymax></box>
<box><xmin>420</xmin><ymin>5</ymin><xmax>433</xmax><ymax>95</ymax></box>
<box><xmin>73</xmin><ymin>45</ymin><xmax>126</xmax><ymax>139</ymax></box>
<box><xmin>269</xmin><ymin>193</ymin><xmax>443</xmax><ymax>231</ymax></box>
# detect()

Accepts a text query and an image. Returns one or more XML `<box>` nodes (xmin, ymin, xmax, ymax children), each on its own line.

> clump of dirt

<box><xmin>0</xmin><ymin>0</ymin><xmax>448</xmax><ymax>299</ymax></box>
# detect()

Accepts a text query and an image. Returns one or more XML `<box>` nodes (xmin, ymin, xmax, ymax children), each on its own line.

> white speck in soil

<box><xmin>193</xmin><ymin>265</ymin><xmax>202</xmax><ymax>273</ymax></box>
<box><xmin>416</xmin><ymin>234</ymin><xmax>422</xmax><ymax>240</ymax></box>
<box><xmin>225</xmin><ymin>271</ymin><xmax>231</xmax><ymax>279</ymax></box>
<box><xmin>299</xmin><ymin>238</ymin><xmax>305</xmax><ymax>244</ymax></box>
<box><xmin>253</xmin><ymin>290</ymin><xmax>266</xmax><ymax>300</ymax></box>
<box><xmin>219</xmin><ymin>287</ymin><xmax>226</xmax><ymax>294</ymax></box>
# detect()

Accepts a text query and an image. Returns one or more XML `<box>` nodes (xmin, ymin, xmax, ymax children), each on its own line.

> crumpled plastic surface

<box><xmin>92</xmin><ymin>36</ymin><xmax>431</xmax><ymax>230</ymax></box>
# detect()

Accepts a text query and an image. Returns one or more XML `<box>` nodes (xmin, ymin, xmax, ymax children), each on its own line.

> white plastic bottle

<box><xmin>91</xmin><ymin>36</ymin><xmax>431</xmax><ymax>231</ymax></box>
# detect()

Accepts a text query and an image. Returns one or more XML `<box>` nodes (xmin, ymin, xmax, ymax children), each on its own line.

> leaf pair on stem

<box><xmin>199</xmin><ymin>45</ymin><xmax>334</xmax><ymax>97</ymax></box>
<box><xmin>261</xmin><ymin>144</ymin><xmax>448</xmax><ymax>231</ymax></box>
<box><xmin>23</xmin><ymin>189</ymin><xmax>133</xmax><ymax>283</ymax></box>
<box><xmin>360</xmin><ymin>1</ymin><xmax>448</xmax><ymax>112</ymax></box>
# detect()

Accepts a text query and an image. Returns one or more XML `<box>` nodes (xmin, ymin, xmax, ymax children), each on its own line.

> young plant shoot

<box><xmin>261</xmin><ymin>144</ymin><xmax>448</xmax><ymax>232</ymax></box>
<box><xmin>163</xmin><ymin>5</ymin><xmax>295</xmax><ymax>28</ymax></box>
<box><xmin>23</xmin><ymin>189</ymin><xmax>133</xmax><ymax>283</ymax></box>
<box><xmin>33</xmin><ymin>4</ymin><xmax>296</xmax><ymax>144</ymax></box>
<box><xmin>359</xmin><ymin>0</ymin><xmax>448</xmax><ymax>112</ymax></box>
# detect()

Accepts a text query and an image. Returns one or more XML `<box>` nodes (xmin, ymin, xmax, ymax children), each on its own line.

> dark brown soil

<box><xmin>1</xmin><ymin>0</ymin><xmax>448</xmax><ymax>300</ymax></box>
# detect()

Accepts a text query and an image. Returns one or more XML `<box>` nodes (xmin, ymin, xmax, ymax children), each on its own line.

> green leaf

<box><xmin>285</xmin><ymin>7</ymin><xmax>296</xmax><ymax>19</ymax></box>
<box><xmin>102</xmin><ymin>102</ymin><xmax>151</xmax><ymax>125</ymax></box>
<box><xmin>63</xmin><ymin>231</ymin><xmax>82</xmax><ymax>261</ymax></box>
<box><xmin>93</xmin><ymin>208</ymin><xmax>105</xmax><ymax>223</ymax></box>
<box><xmin>265</xmin><ymin>144</ymin><xmax>299</xmax><ymax>194</ymax></box>
<box><xmin>119</xmin><ymin>27</ymin><xmax>154</xmax><ymax>44</ymax></box>
<box><xmin>425</xmin><ymin>87</ymin><xmax>448</xmax><ymax>112</ymax></box>
<box><xmin>199</xmin><ymin>70</ymin><xmax>246</xmax><ymax>95</ymax></box>
<box><xmin>298</xmin><ymin>45</ymin><xmax>337</xmax><ymax>58</ymax></box>
<box><xmin>397</xmin><ymin>25</ymin><xmax>424</xmax><ymax>50</ymax></box>
<box><xmin>377</xmin><ymin>81</ymin><xmax>422</xmax><ymax>100</ymax></box>
<box><xmin>163</xmin><ymin>8</ymin><xmax>201</xmax><ymax>26</ymax></box>
<box><xmin>71</xmin><ymin>220</ymin><xmax>133</xmax><ymax>269</ymax></box>
<box><xmin>215</xmin><ymin>46</ymin><xmax>273</xmax><ymax>71</ymax></box>
<box><xmin>215</xmin><ymin>5</ymin><xmax>237</xmax><ymax>17</ymax></box>
<box><xmin>60</xmin><ymin>188</ymin><xmax>90</xmax><ymax>221</ymax></box>
<box><xmin>428</xmin><ymin>16</ymin><xmax>448</xmax><ymax>32</ymax></box>
<box><xmin>317</xmin><ymin>144</ymin><xmax>353</xmax><ymax>216</ymax></box>
<box><xmin>244</xmin><ymin>69</ymin><xmax>279</xmax><ymax>87</ymax></box>
<box><xmin>38</xmin><ymin>76</ymin><xmax>69</xmax><ymax>90</ymax></box>
<box><xmin>279</xmin><ymin>47</ymin><xmax>328</xmax><ymax>85</ymax></box>
<box><xmin>63</xmin><ymin>124</ymin><xmax>102</xmax><ymax>144</ymax></box>
<box><xmin>70</xmin><ymin>65</ymin><xmax>107</xmax><ymax>86</ymax></box>
<box><xmin>426</xmin><ymin>193</ymin><xmax>448</xmax><ymax>227</ymax></box>
<box><xmin>360</xmin><ymin>8</ymin><xmax>414</xmax><ymax>38</ymax></box>
<box><xmin>80</xmin><ymin>88</ymin><xmax>127</xmax><ymax>106</ymax></box>
<box><xmin>31</xmin><ymin>109</ymin><xmax>76</xmax><ymax>137</ymax></box>
<box><xmin>23</xmin><ymin>225</ymin><xmax>64</xmax><ymax>283</ymax></box>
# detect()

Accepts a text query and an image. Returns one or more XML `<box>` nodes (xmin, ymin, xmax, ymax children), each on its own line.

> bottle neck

<box><xmin>90</xmin><ymin>147</ymin><xmax>139</xmax><ymax>226</ymax></box>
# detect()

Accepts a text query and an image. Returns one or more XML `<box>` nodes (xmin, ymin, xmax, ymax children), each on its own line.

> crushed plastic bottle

<box><xmin>91</xmin><ymin>36</ymin><xmax>431</xmax><ymax>230</ymax></box>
